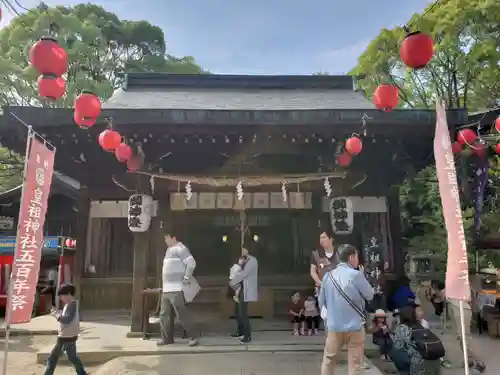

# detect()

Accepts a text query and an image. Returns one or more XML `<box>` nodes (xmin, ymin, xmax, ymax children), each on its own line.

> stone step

<box><xmin>36</xmin><ymin>333</ymin><xmax>380</xmax><ymax>365</ymax></box>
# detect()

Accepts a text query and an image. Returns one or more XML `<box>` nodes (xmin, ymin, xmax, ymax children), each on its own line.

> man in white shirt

<box><xmin>157</xmin><ymin>231</ymin><xmax>198</xmax><ymax>347</ymax></box>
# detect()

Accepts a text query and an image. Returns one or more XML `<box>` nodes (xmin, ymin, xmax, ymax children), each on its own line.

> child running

<box><xmin>43</xmin><ymin>284</ymin><xmax>88</xmax><ymax>375</ymax></box>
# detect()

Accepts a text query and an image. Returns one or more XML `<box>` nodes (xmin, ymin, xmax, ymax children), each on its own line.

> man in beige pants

<box><xmin>318</xmin><ymin>244</ymin><xmax>374</xmax><ymax>375</ymax></box>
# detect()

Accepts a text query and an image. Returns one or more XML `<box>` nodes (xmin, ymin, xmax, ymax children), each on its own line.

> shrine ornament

<box><xmin>74</xmin><ymin>91</ymin><xmax>102</xmax><ymax>124</ymax></box>
<box><xmin>457</xmin><ymin>129</ymin><xmax>477</xmax><ymax>145</ymax></box>
<box><xmin>336</xmin><ymin>152</ymin><xmax>352</xmax><ymax>168</ymax></box>
<box><xmin>29</xmin><ymin>37</ymin><xmax>68</xmax><ymax>76</ymax></box>
<box><xmin>128</xmin><ymin>194</ymin><xmax>153</xmax><ymax>232</ymax></box>
<box><xmin>127</xmin><ymin>155</ymin><xmax>142</xmax><ymax>172</ymax></box>
<box><xmin>373</xmin><ymin>84</ymin><xmax>399</xmax><ymax>112</ymax></box>
<box><xmin>74</xmin><ymin>112</ymin><xmax>96</xmax><ymax>129</ymax></box>
<box><xmin>115</xmin><ymin>143</ymin><xmax>133</xmax><ymax>162</ymax></box>
<box><xmin>37</xmin><ymin>74</ymin><xmax>65</xmax><ymax>101</ymax></box>
<box><xmin>98</xmin><ymin>129</ymin><xmax>122</xmax><ymax>152</ymax></box>
<box><xmin>345</xmin><ymin>136</ymin><xmax>362</xmax><ymax>156</ymax></box>
<box><xmin>451</xmin><ymin>141</ymin><xmax>462</xmax><ymax>154</ymax></box>
<box><xmin>399</xmin><ymin>31</ymin><xmax>434</xmax><ymax>69</ymax></box>
<box><xmin>495</xmin><ymin>144</ymin><xmax>500</xmax><ymax>155</ymax></box>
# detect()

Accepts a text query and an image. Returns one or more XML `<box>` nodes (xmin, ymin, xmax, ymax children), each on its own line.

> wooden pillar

<box><xmin>130</xmin><ymin>177</ymin><xmax>153</xmax><ymax>333</ymax></box>
<box><xmin>387</xmin><ymin>187</ymin><xmax>404</xmax><ymax>278</ymax></box>
<box><xmin>74</xmin><ymin>186</ymin><xmax>90</xmax><ymax>302</ymax></box>
<box><xmin>152</xmin><ymin>194</ymin><xmax>171</xmax><ymax>316</ymax></box>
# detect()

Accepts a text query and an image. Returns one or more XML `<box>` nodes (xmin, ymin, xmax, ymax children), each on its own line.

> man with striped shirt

<box><xmin>158</xmin><ymin>231</ymin><xmax>198</xmax><ymax>347</ymax></box>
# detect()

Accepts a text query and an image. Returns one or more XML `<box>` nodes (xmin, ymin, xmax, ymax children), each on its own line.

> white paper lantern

<box><xmin>329</xmin><ymin>197</ymin><xmax>353</xmax><ymax>234</ymax></box>
<box><xmin>128</xmin><ymin>194</ymin><xmax>153</xmax><ymax>232</ymax></box>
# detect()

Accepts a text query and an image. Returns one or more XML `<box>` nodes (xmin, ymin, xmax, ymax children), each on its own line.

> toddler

<box><xmin>289</xmin><ymin>292</ymin><xmax>305</xmax><ymax>335</ymax></box>
<box><xmin>372</xmin><ymin>309</ymin><xmax>392</xmax><ymax>360</ymax></box>
<box><xmin>303</xmin><ymin>294</ymin><xmax>320</xmax><ymax>335</ymax></box>
<box><xmin>229</xmin><ymin>256</ymin><xmax>246</xmax><ymax>303</ymax></box>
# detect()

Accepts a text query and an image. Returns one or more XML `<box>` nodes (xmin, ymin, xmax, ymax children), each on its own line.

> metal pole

<box><xmin>55</xmin><ymin>242</ymin><xmax>63</xmax><ymax>310</ymax></box>
<box><xmin>2</xmin><ymin>127</ymin><xmax>33</xmax><ymax>375</ymax></box>
<box><xmin>459</xmin><ymin>301</ymin><xmax>470</xmax><ymax>375</ymax></box>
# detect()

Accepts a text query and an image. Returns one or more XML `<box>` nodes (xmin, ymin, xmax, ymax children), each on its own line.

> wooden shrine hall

<box><xmin>0</xmin><ymin>74</ymin><xmax>468</xmax><ymax>333</ymax></box>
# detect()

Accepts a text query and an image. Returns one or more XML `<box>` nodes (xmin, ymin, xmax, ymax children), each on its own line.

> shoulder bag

<box><xmin>328</xmin><ymin>272</ymin><xmax>366</xmax><ymax>324</ymax></box>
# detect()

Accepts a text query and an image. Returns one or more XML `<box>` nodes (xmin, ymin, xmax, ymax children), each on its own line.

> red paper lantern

<box><xmin>74</xmin><ymin>111</ymin><xmax>96</xmax><ymax>129</ymax></box>
<box><xmin>495</xmin><ymin>117</ymin><xmax>500</xmax><ymax>133</ymax></box>
<box><xmin>29</xmin><ymin>37</ymin><xmax>68</xmax><ymax>76</ymax></box>
<box><xmin>495</xmin><ymin>144</ymin><xmax>500</xmax><ymax>155</ymax></box>
<box><xmin>337</xmin><ymin>152</ymin><xmax>352</xmax><ymax>168</ymax></box>
<box><xmin>74</xmin><ymin>92</ymin><xmax>102</xmax><ymax>120</ymax></box>
<box><xmin>127</xmin><ymin>156</ymin><xmax>142</xmax><ymax>171</ymax></box>
<box><xmin>400</xmin><ymin>31</ymin><xmax>434</xmax><ymax>69</ymax></box>
<box><xmin>98</xmin><ymin>129</ymin><xmax>122</xmax><ymax>152</ymax></box>
<box><xmin>37</xmin><ymin>74</ymin><xmax>65</xmax><ymax>100</ymax></box>
<box><xmin>373</xmin><ymin>84</ymin><xmax>399</xmax><ymax>112</ymax></box>
<box><xmin>457</xmin><ymin>129</ymin><xmax>477</xmax><ymax>145</ymax></box>
<box><xmin>115</xmin><ymin>143</ymin><xmax>133</xmax><ymax>162</ymax></box>
<box><xmin>451</xmin><ymin>142</ymin><xmax>462</xmax><ymax>154</ymax></box>
<box><xmin>345</xmin><ymin>136</ymin><xmax>362</xmax><ymax>156</ymax></box>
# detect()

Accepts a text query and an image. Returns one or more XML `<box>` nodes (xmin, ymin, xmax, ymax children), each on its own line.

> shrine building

<box><xmin>0</xmin><ymin>74</ymin><xmax>468</xmax><ymax>333</ymax></box>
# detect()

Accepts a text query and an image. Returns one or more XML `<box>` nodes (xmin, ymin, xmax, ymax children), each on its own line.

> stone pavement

<box><xmin>93</xmin><ymin>352</ymin><xmax>383</xmax><ymax>375</ymax></box>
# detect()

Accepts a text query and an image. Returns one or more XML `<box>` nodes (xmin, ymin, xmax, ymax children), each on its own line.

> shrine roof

<box><xmin>0</xmin><ymin>171</ymin><xmax>80</xmax><ymax>201</ymax></box>
<box><xmin>103</xmin><ymin>73</ymin><xmax>375</xmax><ymax>110</ymax></box>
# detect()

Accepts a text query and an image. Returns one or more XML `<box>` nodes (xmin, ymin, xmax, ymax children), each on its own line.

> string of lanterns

<box><xmin>452</xmin><ymin>117</ymin><xmax>500</xmax><ymax>157</ymax></box>
<box><xmin>28</xmin><ymin>36</ymin><xmax>143</xmax><ymax>172</ymax></box>
<box><xmin>30</xmin><ymin>38</ymin><xmax>68</xmax><ymax>101</ymax></box>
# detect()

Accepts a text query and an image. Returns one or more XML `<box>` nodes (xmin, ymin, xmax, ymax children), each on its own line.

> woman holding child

<box><xmin>228</xmin><ymin>247</ymin><xmax>259</xmax><ymax>344</ymax></box>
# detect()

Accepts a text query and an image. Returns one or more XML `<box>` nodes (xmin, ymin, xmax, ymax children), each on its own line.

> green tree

<box><xmin>350</xmin><ymin>0</ymin><xmax>500</xmax><ymax>111</ymax></box>
<box><xmin>0</xmin><ymin>2</ymin><xmax>205</xmax><ymax>107</ymax></box>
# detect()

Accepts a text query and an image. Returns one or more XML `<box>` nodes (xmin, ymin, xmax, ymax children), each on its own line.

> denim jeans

<box><xmin>44</xmin><ymin>337</ymin><xmax>86</xmax><ymax>375</ymax></box>
<box><xmin>389</xmin><ymin>347</ymin><xmax>410</xmax><ymax>374</ymax></box>
<box><xmin>234</xmin><ymin>301</ymin><xmax>251</xmax><ymax>338</ymax></box>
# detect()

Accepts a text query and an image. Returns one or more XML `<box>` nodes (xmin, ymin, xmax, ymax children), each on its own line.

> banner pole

<box><xmin>459</xmin><ymin>301</ymin><xmax>470</xmax><ymax>375</ymax></box>
<box><xmin>2</xmin><ymin>126</ymin><xmax>34</xmax><ymax>375</ymax></box>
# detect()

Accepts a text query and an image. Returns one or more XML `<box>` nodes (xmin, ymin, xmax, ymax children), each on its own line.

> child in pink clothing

<box><xmin>303</xmin><ymin>294</ymin><xmax>320</xmax><ymax>335</ymax></box>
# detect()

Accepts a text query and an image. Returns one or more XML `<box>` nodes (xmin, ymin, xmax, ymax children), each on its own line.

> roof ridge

<box><xmin>124</xmin><ymin>73</ymin><xmax>356</xmax><ymax>91</ymax></box>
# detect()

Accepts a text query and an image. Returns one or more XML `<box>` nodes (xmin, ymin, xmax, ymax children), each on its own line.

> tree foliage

<box><xmin>350</xmin><ymin>0</ymin><xmax>500</xmax><ymax>271</ymax></box>
<box><xmin>350</xmin><ymin>0</ymin><xmax>500</xmax><ymax>111</ymax></box>
<box><xmin>0</xmin><ymin>2</ymin><xmax>205</xmax><ymax>107</ymax></box>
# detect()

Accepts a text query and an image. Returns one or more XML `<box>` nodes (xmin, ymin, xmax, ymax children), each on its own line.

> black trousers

<box><xmin>44</xmin><ymin>337</ymin><xmax>86</xmax><ymax>375</ymax></box>
<box><xmin>305</xmin><ymin>316</ymin><xmax>320</xmax><ymax>330</ymax></box>
<box><xmin>234</xmin><ymin>301</ymin><xmax>251</xmax><ymax>339</ymax></box>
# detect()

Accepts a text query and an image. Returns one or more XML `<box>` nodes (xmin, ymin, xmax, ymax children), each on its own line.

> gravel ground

<box><xmin>0</xmin><ymin>335</ymin><xmax>99</xmax><ymax>375</ymax></box>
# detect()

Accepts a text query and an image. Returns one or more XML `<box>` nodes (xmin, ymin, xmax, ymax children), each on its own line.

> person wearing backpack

<box><xmin>390</xmin><ymin>306</ymin><xmax>443</xmax><ymax>375</ymax></box>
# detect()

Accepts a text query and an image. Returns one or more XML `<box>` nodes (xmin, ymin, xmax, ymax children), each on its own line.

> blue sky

<box><xmin>1</xmin><ymin>0</ymin><xmax>432</xmax><ymax>74</ymax></box>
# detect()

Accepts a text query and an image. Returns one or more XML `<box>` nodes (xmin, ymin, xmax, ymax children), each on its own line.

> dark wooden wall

<box><xmin>79</xmin><ymin>198</ymin><xmax>396</xmax><ymax>310</ymax></box>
